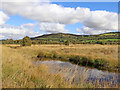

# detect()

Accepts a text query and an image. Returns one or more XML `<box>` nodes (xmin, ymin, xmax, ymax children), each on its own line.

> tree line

<box><xmin>1</xmin><ymin>35</ymin><xmax>119</xmax><ymax>46</ymax></box>
<box><xmin>1</xmin><ymin>36</ymin><xmax>70</xmax><ymax>46</ymax></box>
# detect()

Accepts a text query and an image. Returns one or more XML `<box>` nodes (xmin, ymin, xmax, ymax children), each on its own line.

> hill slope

<box><xmin>31</xmin><ymin>32</ymin><xmax>119</xmax><ymax>44</ymax></box>
<box><xmin>2</xmin><ymin>32</ymin><xmax>119</xmax><ymax>45</ymax></box>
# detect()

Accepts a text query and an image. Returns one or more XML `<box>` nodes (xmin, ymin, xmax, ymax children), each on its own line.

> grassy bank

<box><xmin>2</xmin><ymin>44</ymin><xmax>119</xmax><ymax>88</ymax></box>
<box><xmin>5</xmin><ymin>44</ymin><xmax>119</xmax><ymax>71</ymax></box>
<box><xmin>37</xmin><ymin>51</ymin><xmax>118</xmax><ymax>72</ymax></box>
<box><xmin>34</xmin><ymin>44</ymin><xmax>119</xmax><ymax>72</ymax></box>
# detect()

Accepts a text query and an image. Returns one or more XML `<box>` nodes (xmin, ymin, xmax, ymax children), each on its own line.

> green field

<box><xmin>82</xmin><ymin>39</ymin><xmax>119</xmax><ymax>42</ymax></box>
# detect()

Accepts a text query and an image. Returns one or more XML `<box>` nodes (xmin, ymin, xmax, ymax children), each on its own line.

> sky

<box><xmin>0</xmin><ymin>0</ymin><xmax>118</xmax><ymax>40</ymax></box>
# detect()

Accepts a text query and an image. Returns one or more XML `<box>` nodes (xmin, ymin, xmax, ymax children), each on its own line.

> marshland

<box><xmin>2</xmin><ymin>43</ymin><xmax>120</xmax><ymax>88</ymax></box>
<box><xmin>1</xmin><ymin>1</ymin><xmax>119</xmax><ymax>89</ymax></box>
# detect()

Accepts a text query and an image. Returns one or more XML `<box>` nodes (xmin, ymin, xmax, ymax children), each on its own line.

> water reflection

<box><xmin>34</xmin><ymin>60</ymin><xmax>119</xmax><ymax>86</ymax></box>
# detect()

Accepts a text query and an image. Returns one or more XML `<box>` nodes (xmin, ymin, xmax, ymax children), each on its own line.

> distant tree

<box><xmin>16</xmin><ymin>40</ymin><xmax>22</xmax><ymax>44</ymax></box>
<box><xmin>89</xmin><ymin>41</ymin><xmax>93</xmax><ymax>44</ymax></box>
<box><xmin>64</xmin><ymin>40</ymin><xmax>69</xmax><ymax>46</ymax></box>
<box><xmin>32</xmin><ymin>40</ymin><xmax>38</xmax><ymax>44</ymax></box>
<box><xmin>6</xmin><ymin>39</ymin><xmax>14</xmax><ymax>44</ymax></box>
<box><xmin>101</xmin><ymin>41</ymin><xmax>105</xmax><ymax>45</ymax></box>
<box><xmin>22</xmin><ymin>36</ymin><xmax>32</xmax><ymax>46</ymax></box>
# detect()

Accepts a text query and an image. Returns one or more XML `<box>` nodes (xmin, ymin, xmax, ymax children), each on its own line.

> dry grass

<box><xmin>14</xmin><ymin>44</ymin><xmax>118</xmax><ymax>66</ymax></box>
<box><xmin>2</xmin><ymin>45</ymin><xmax>68</xmax><ymax>88</ymax></box>
<box><xmin>2</xmin><ymin>44</ymin><xmax>119</xmax><ymax>88</ymax></box>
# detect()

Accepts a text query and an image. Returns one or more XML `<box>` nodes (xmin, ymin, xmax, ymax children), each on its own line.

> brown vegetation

<box><xmin>2</xmin><ymin>44</ymin><xmax>119</xmax><ymax>88</ymax></box>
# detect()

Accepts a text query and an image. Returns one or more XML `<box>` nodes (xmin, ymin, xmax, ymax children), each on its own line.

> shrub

<box><xmin>52</xmin><ymin>52</ymin><xmax>59</xmax><ymax>59</ymax></box>
<box><xmin>32</xmin><ymin>40</ymin><xmax>38</xmax><ymax>44</ymax></box>
<box><xmin>37</xmin><ymin>52</ymin><xmax>45</xmax><ymax>60</ymax></box>
<box><xmin>81</xmin><ymin>57</ymin><xmax>89</xmax><ymax>66</ymax></box>
<box><xmin>44</xmin><ymin>52</ymin><xmax>54</xmax><ymax>58</ymax></box>
<box><xmin>94</xmin><ymin>59</ymin><xmax>107</xmax><ymax>69</ymax></box>
<box><xmin>69</xmin><ymin>56</ymin><xmax>81</xmax><ymax>65</ymax></box>
<box><xmin>69</xmin><ymin>56</ymin><xmax>94</xmax><ymax>67</ymax></box>
<box><xmin>73</xmin><ymin>56</ymin><xmax>80</xmax><ymax>64</ymax></box>
<box><xmin>22</xmin><ymin>36</ymin><xmax>32</xmax><ymax>46</ymax></box>
<box><xmin>69</xmin><ymin>56</ymin><xmax>74</xmax><ymax>62</ymax></box>
<box><xmin>101</xmin><ymin>41</ymin><xmax>105</xmax><ymax>45</ymax></box>
<box><xmin>58</xmin><ymin>55</ymin><xmax>68</xmax><ymax>61</ymax></box>
<box><xmin>64</xmin><ymin>40</ymin><xmax>69</xmax><ymax>46</ymax></box>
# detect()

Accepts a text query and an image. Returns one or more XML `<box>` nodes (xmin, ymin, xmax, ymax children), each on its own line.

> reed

<box><xmin>2</xmin><ymin>44</ymin><xmax>119</xmax><ymax>88</ymax></box>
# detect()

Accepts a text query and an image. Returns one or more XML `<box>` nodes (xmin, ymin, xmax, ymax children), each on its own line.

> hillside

<box><xmin>31</xmin><ymin>32</ymin><xmax>120</xmax><ymax>45</ymax></box>
<box><xmin>2</xmin><ymin>32</ymin><xmax>120</xmax><ymax>45</ymax></box>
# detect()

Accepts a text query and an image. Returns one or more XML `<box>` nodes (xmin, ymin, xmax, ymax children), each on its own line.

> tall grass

<box><xmin>2</xmin><ymin>45</ymin><xmax>68</xmax><ymax>88</ymax></box>
<box><xmin>34</xmin><ymin>44</ymin><xmax>118</xmax><ymax>71</ymax></box>
<box><xmin>2</xmin><ymin>44</ymin><xmax>119</xmax><ymax>88</ymax></box>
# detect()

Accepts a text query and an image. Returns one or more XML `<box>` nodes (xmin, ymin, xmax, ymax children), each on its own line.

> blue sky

<box><xmin>0</xmin><ymin>2</ymin><xmax>118</xmax><ymax>39</ymax></box>
<box><xmin>6</xmin><ymin>2</ymin><xmax>118</xmax><ymax>31</ymax></box>
<box><xmin>53</xmin><ymin>2</ymin><xmax>118</xmax><ymax>34</ymax></box>
<box><xmin>52</xmin><ymin>2</ymin><xmax>118</xmax><ymax>12</ymax></box>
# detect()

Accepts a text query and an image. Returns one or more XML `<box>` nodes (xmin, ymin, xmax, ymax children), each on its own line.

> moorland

<box><xmin>1</xmin><ymin>32</ymin><xmax>120</xmax><ymax>88</ymax></box>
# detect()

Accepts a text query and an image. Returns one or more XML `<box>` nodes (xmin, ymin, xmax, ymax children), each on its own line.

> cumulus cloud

<box><xmin>83</xmin><ymin>11</ymin><xmax>118</xmax><ymax>30</ymax></box>
<box><xmin>21</xmin><ymin>23</ymin><xmax>36</xmax><ymax>27</ymax></box>
<box><xmin>76</xmin><ymin>26</ymin><xmax>117</xmax><ymax>35</ymax></box>
<box><xmin>1</xmin><ymin>0</ymin><xmax>90</xmax><ymax>24</ymax></box>
<box><xmin>21</xmin><ymin>23</ymin><xmax>37</xmax><ymax>30</ymax></box>
<box><xmin>39</xmin><ymin>23</ymin><xmax>68</xmax><ymax>33</ymax></box>
<box><xmin>1</xmin><ymin>0</ymin><xmax>50</xmax><ymax>3</ymax></box>
<box><xmin>0</xmin><ymin>22</ymin><xmax>68</xmax><ymax>39</ymax></box>
<box><xmin>76</xmin><ymin>11</ymin><xmax>118</xmax><ymax>35</ymax></box>
<box><xmin>0</xmin><ymin>11</ymin><xmax>9</xmax><ymax>25</ymax></box>
<box><xmin>1</xmin><ymin>0</ymin><xmax>118</xmax><ymax>36</ymax></box>
<box><xmin>0</xmin><ymin>25</ymin><xmax>41</xmax><ymax>39</ymax></box>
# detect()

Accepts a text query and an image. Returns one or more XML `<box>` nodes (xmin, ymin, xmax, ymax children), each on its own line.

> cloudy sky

<box><xmin>0</xmin><ymin>0</ymin><xmax>118</xmax><ymax>40</ymax></box>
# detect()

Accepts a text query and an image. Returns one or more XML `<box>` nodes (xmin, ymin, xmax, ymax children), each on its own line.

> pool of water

<box><xmin>33</xmin><ymin>60</ymin><xmax>119</xmax><ymax>86</ymax></box>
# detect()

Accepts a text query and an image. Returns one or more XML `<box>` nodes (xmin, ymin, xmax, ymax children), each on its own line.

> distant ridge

<box><xmin>2</xmin><ymin>32</ymin><xmax>119</xmax><ymax>45</ymax></box>
<box><xmin>31</xmin><ymin>32</ymin><xmax>120</xmax><ymax>40</ymax></box>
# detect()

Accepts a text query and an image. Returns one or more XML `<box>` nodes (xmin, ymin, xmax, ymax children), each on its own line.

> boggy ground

<box><xmin>2</xmin><ymin>44</ymin><xmax>119</xmax><ymax>88</ymax></box>
<box><xmin>35</xmin><ymin>44</ymin><xmax>119</xmax><ymax>71</ymax></box>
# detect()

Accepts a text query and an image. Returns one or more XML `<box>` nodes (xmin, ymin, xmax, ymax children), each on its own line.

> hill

<box><xmin>31</xmin><ymin>32</ymin><xmax>120</xmax><ymax>45</ymax></box>
<box><xmin>2</xmin><ymin>32</ymin><xmax>120</xmax><ymax>45</ymax></box>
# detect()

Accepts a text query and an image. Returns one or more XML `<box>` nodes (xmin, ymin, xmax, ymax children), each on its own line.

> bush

<box><xmin>58</xmin><ymin>55</ymin><xmax>68</xmax><ymax>61</ymax></box>
<box><xmin>69</xmin><ymin>56</ymin><xmax>96</xmax><ymax>67</ymax></box>
<box><xmin>37</xmin><ymin>52</ymin><xmax>45</xmax><ymax>60</ymax></box>
<box><xmin>52</xmin><ymin>52</ymin><xmax>59</xmax><ymax>59</ymax></box>
<box><xmin>69</xmin><ymin>56</ymin><xmax>82</xmax><ymax>65</ymax></box>
<box><xmin>22</xmin><ymin>36</ymin><xmax>32</xmax><ymax>46</ymax></box>
<box><xmin>44</xmin><ymin>52</ymin><xmax>54</xmax><ymax>58</ymax></box>
<box><xmin>64</xmin><ymin>40</ymin><xmax>69</xmax><ymax>46</ymax></box>
<box><xmin>94</xmin><ymin>59</ymin><xmax>108</xmax><ymax>69</ymax></box>
<box><xmin>32</xmin><ymin>40</ymin><xmax>38</xmax><ymax>44</ymax></box>
<box><xmin>73</xmin><ymin>56</ymin><xmax>80</xmax><ymax>64</ymax></box>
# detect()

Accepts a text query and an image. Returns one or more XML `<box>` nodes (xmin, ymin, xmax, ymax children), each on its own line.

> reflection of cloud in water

<box><xmin>34</xmin><ymin>60</ymin><xmax>119</xmax><ymax>85</ymax></box>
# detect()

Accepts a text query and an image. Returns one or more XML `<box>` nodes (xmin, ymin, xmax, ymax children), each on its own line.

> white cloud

<box><xmin>0</xmin><ymin>25</ymin><xmax>41</xmax><ymax>39</ymax></box>
<box><xmin>0</xmin><ymin>11</ymin><xmax>9</xmax><ymax>25</ymax></box>
<box><xmin>21</xmin><ymin>23</ymin><xmax>36</xmax><ymax>27</ymax></box>
<box><xmin>1</xmin><ymin>0</ymin><xmax>90</xmax><ymax>24</ymax></box>
<box><xmin>1</xmin><ymin>0</ymin><xmax>50</xmax><ymax>3</ymax></box>
<box><xmin>76</xmin><ymin>11</ymin><xmax>118</xmax><ymax>35</ymax></box>
<box><xmin>1</xmin><ymin>0</ymin><xmax>118</xmax><ymax>35</ymax></box>
<box><xmin>76</xmin><ymin>26</ymin><xmax>116</xmax><ymax>35</ymax></box>
<box><xmin>83</xmin><ymin>11</ymin><xmax>118</xmax><ymax>30</ymax></box>
<box><xmin>39</xmin><ymin>23</ymin><xmax>68</xmax><ymax>33</ymax></box>
<box><xmin>21</xmin><ymin>23</ymin><xmax>36</xmax><ymax>30</ymax></box>
<box><xmin>0</xmin><ymin>22</ymin><xmax>68</xmax><ymax>39</ymax></box>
